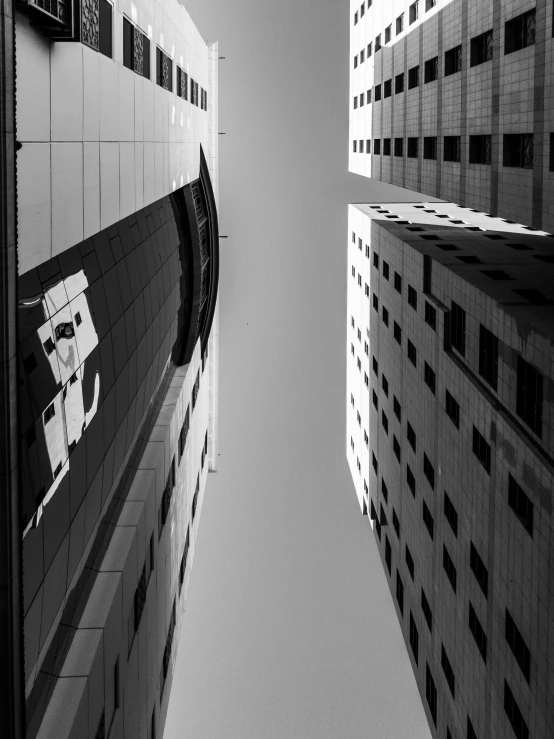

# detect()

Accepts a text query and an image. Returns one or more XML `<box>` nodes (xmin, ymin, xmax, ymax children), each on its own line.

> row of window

<box><xmin>352</xmin><ymin>133</ymin><xmax>554</xmax><ymax>170</ymax></box>
<box><xmin>354</xmin><ymin>8</ymin><xmax>537</xmax><ymax>67</ymax></box>
<box><xmin>354</xmin><ymin>1</ymin><xmax>437</xmax><ymax>50</ymax></box>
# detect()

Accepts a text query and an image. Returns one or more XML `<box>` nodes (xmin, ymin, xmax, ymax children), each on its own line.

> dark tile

<box><xmin>93</xmin><ymin>230</ymin><xmax>115</xmax><ymax>273</ymax></box>
<box><xmin>23</xmin><ymin>518</ymin><xmax>44</xmax><ymax>612</ymax></box>
<box><xmin>69</xmin><ymin>434</ymin><xmax>87</xmax><ymax>520</ymax></box>
<box><xmin>99</xmin><ymin>334</ymin><xmax>115</xmax><ymax>395</ymax></box>
<box><xmin>43</xmin><ymin>472</ymin><xmax>70</xmax><ymax>571</ymax></box>
<box><xmin>102</xmin><ymin>266</ymin><xmax>124</xmax><ymax>321</ymax></box>
<box><xmin>111</xmin><ymin>315</ymin><xmax>128</xmax><ymax>378</ymax></box>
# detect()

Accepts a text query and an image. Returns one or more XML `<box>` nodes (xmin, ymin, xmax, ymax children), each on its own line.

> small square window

<box><xmin>424</xmin><ymin>56</ymin><xmax>438</xmax><ymax>83</ymax></box>
<box><xmin>503</xmin><ymin>133</ymin><xmax>534</xmax><ymax>169</ymax></box>
<box><xmin>424</xmin><ymin>362</ymin><xmax>436</xmax><ymax>394</ymax></box>
<box><xmin>408</xmin><ymin>65</ymin><xmax>419</xmax><ymax>89</ymax></box>
<box><xmin>407</xmin><ymin>340</ymin><xmax>417</xmax><ymax>367</ymax></box>
<box><xmin>407</xmin><ymin>422</ymin><xmax>416</xmax><ymax>452</ymax></box>
<box><xmin>395</xmin><ymin>73</ymin><xmax>404</xmax><ymax>94</ymax></box>
<box><xmin>374</xmin><ymin>138</ymin><xmax>381</xmax><ymax>155</ymax></box>
<box><xmin>382</xmin><ymin>374</ymin><xmax>389</xmax><ymax>397</ymax></box>
<box><xmin>444</xmin><ymin>492</ymin><xmax>458</xmax><ymax>536</ymax></box>
<box><xmin>445</xmin><ymin>390</ymin><xmax>460</xmax><ymax>429</ymax></box>
<box><xmin>396</xmin><ymin>13</ymin><xmax>404</xmax><ymax>35</ymax></box>
<box><xmin>444</xmin><ymin>45</ymin><xmax>462</xmax><ymax>76</ymax></box>
<box><xmin>508</xmin><ymin>475</ymin><xmax>533</xmax><ymax>537</ymax></box>
<box><xmin>469</xmin><ymin>135</ymin><xmax>492</xmax><ymax>164</ymax></box>
<box><xmin>423</xmin><ymin>137</ymin><xmax>437</xmax><ymax>160</ymax></box>
<box><xmin>394</xmin><ymin>272</ymin><xmax>402</xmax><ymax>293</ymax></box>
<box><xmin>394</xmin><ymin>138</ymin><xmax>403</xmax><ymax>157</ymax></box>
<box><xmin>408</xmin><ymin>285</ymin><xmax>417</xmax><ymax>310</ymax></box>
<box><xmin>383</xmin><ymin>138</ymin><xmax>391</xmax><ymax>155</ymax></box>
<box><xmin>409</xmin><ymin>1</ymin><xmax>419</xmax><ymax>25</ymax></box>
<box><xmin>424</xmin><ymin>302</ymin><xmax>436</xmax><ymax>330</ymax></box>
<box><xmin>384</xmin><ymin>79</ymin><xmax>392</xmax><ymax>98</ymax></box>
<box><xmin>505</xmin><ymin>10</ymin><xmax>536</xmax><ymax>55</ymax></box>
<box><xmin>407</xmin><ymin>137</ymin><xmax>418</xmax><ymax>157</ymax></box>
<box><xmin>470</xmin><ymin>29</ymin><xmax>493</xmax><ymax>67</ymax></box>
<box><xmin>393</xmin><ymin>322</ymin><xmax>402</xmax><ymax>345</ymax></box>
<box><xmin>444</xmin><ymin>136</ymin><xmax>461</xmax><ymax>162</ymax></box>
<box><xmin>384</xmin><ymin>25</ymin><xmax>391</xmax><ymax>44</ymax></box>
<box><xmin>393</xmin><ymin>396</ymin><xmax>401</xmax><ymax>421</ymax></box>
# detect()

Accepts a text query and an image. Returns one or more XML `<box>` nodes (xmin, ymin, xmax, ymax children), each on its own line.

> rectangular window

<box><xmin>354</xmin><ymin>55</ymin><xmax>358</xmax><ymax>68</ymax></box>
<box><xmin>396</xmin><ymin>571</ymin><xmax>404</xmax><ymax>615</ymax></box>
<box><xmin>424</xmin><ymin>302</ymin><xmax>436</xmax><ymax>330</ymax></box>
<box><xmin>360</xmin><ymin>92</ymin><xmax>364</xmax><ymax>106</ymax></box>
<box><xmin>375</xmin><ymin>34</ymin><xmax>381</xmax><ymax>52</ymax></box>
<box><xmin>393</xmin><ymin>322</ymin><xmax>402</xmax><ymax>345</ymax></box>
<box><xmin>424</xmin><ymin>362</ymin><xmax>436</xmax><ymax>394</ymax></box>
<box><xmin>469</xmin><ymin>135</ymin><xmax>492</xmax><ymax>164</ymax></box>
<box><xmin>470</xmin><ymin>30</ymin><xmax>493</xmax><ymax>67</ymax></box>
<box><xmin>394</xmin><ymin>138</ymin><xmax>403</xmax><ymax>157</ymax></box>
<box><xmin>383</xmin><ymin>138</ymin><xmax>391</xmax><ymax>155</ymax></box>
<box><xmin>407</xmin><ymin>341</ymin><xmax>417</xmax><ymax>368</ymax></box>
<box><xmin>372</xmin><ymin>390</ymin><xmax>378</xmax><ymax>409</ymax></box>
<box><xmin>382</xmin><ymin>261</ymin><xmax>389</xmax><ymax>280</ymax></box>
<box><xmin>444</xmin><ymin>45</ymin><xmax>462</xmax><ymax>76</ymax></box>
<box><xmin>354</xmin><ymin>10</ymin><xmax>358</xmax><ymax>24</ymax></box>
<box><xmin>366</xmin><ymin>139</ymin><xmax>371</xmax><ymax>153</ymax></box>
<box><xmin>551</xmin><ymin>132</ymin><xmax>554</xmax><ymax>172</ymax></box>
<box><xmin>385</xmin><ymin>25</ymin><xmax>391</xmax><ymax>44</ymax></box>
<box><xmin>372</xmin><ymin>452</ymin><xmax>378</xmax><ymax>475</ymax></box>
<box><xmin>444</xmin><ymin>136</ymin><xmax>461</xmax><ymax>162</ymax></box>
<box><xmin>407</xmin><ymin>465</ymin><xmax>416</xmax><ymax>496</ymax></box>
<box><xmin>396</xmin><ymin>13</ymin><xmax>404</xmax><ymax>35</ymax></box>
<box><xmin>426</xmin><ymin>0</ymin><xmax>436</xmax><ymax>9</ymax></box>
<box><xmin>505</xmin><ymin>610</ymin><xmax>531</xmax><ymax>683</ymax></box>
<box><xmin>441</xmin><ymin>645</ymin><xmax>455</xmax><ymax>698</ymax></box>
<box><xmin>372</xmin><ymin>356</ymin><xmax>378</xmax><ymax>375</ymax></box>
<box><xmin>406</xmin><ymin>546</ymin><xmax>414</xmax><ymax>579</ymax></box>
<box><xmin>382</xmin><ymin>374</ymin><xmax>389</xmax><ymax>397</ymax></box>
<box><xmin>385</xmin><ymin>536</ymin><xmax>392</xmax><ymax>574</ymax></box>
<box><xmin>393</xmin><ymin>436</ymin><xmax>401</xmax><ymax>462</ymax></box>
<box><xmin>424</xmin><ymin>136</ymin><xmax>437</xmax><ymax>160</ymax></box>
<box><xmin>408</xmin><ymin>65</ymin><xmax>420</xmax><ymax>89</ymax></box>
<box><xmin>423</xmin><ymin>454</ymin><xmax>435</xmax><ymax>489</ymax></box>
<box><xmin>479</xmin><ymin>325</ymin><xmax>499</xmax><ymax>390</ymax></box>
<box><xmin>123</xmin><ymin>17</ymin><xmax>134</xmax><ymax>70</ymax></box>
<box><xmin>359</xmin><ymin>139</ymin><xmax>364</xmax><ymax>153</ymax></box>
<box><xmin>372</xmin><ymin>293</ymin><xmax>378</xmax><ymax>311</ymax></box>
<box><xmin>450</xmin><ymin>301</ymin><xmax>466</xmax><ymax>356</ymax></box>
<box><xmin>353</xmin><ymin>96</ymin><xmax>358</xmax><ymax>109</ymax></box>
<box><xmin>467</xmin><ymin>718</ymin><xmax>478</xmax><ymax>739</ymax></box>
<box><xmin>373</xmin><ymin>251</ymin><xmax>379</xmax><ymax>269</ymax></box>
<box><xmin>382</xmin><ymin>307</ymin><xmax>389</xmax><ymax>326</ymax></box>
<box><xmin>503</xmin><ymin>134</ymin><xmax>533</xmax><ymax>168</ymax></box>
<box><xmin>367</xmin><ymin>43</ymin><xmax>372</xmax><ymax>58</ymax></box>
<box><xmin>384</xmin><ymin>79</ymin><xmax>392</xmax><ymax>98</ymax></box>
<box><xmin>382</xmin><ymin>411</ymin><xmax>389</xmax><ymax>435</ymax></box>
<box><xmin>360</xmin><ymin>49</ymin><xmax>365</xmax><ymax>63</ymax></box>
<box><xmin>392</xmin><ymin>509</ymin><xmax>400</xmax><ymax>538</ymax></box>
<box><xmin>426</xmin><ymin>664</ymin><xmax>437</xmax><ymax>726</ymax></box>
<box><xmin>421</xmin><ymin>588</ymin><xmax>432</xmax><ymax>631</ymax></box>
<box><xmin>505</xmin><ymin>9</ymin><xmax>536</xmax><ymax>55</ymax></box>
<box><xmin>353</xmin><ymin>140</ymin><xmax>357</xmax><ymax>153</ymax></box>
<box><xmin>374</xmin><ymin>138</ymin><xmax>381</xmax><ymax>155</ymax></box>
<box><xmin>443</xmin><ymin>546</ymin><xmax>457</xmax><ymax>592</ymax></box>
<box><xmin>508</xmin><ymin>475</ymin><xmax>533</xmax><ymax>537</ymax></box>
<box><xmin>177</xmin><ymin>66</ymin><xmax>188</xmax><ymax>100</ymax></box>
<box><xmin>424</xmin><ymin>56</ymin><xmax>438</xmax><ymax>83</ymax></box>
<box><xmin>469</xmin><ymin>603</ymin><xmax>487</xmax><ymax>662</ymax></box>
<box><xmin>407</xmin><ymin>137</ymin><xmax>419</xmax><ymax>158</ymax></box>
<box><xmin>409</xmin><ymin>1</ymin><xmax>419</xmax><ymax>25</ymax></box>
<box><xmin>381</xmin><ymin>478</ymin><xmax>388</xmax><ymax>503</ymax></box>
<box><xmin>395</xmin><ymin>72</ymin><xmax>404</xmax><ymax>94</ymax></box>
<box><xmin>393</xmin><ymin>396</ymin><xmax>401</xmax><ymax>421</ymax></box>
<box><xmin>408</xmin><ymin>285</ymin><xmax>417</xmax><ymax>309</ymax></box>
<box><xmin>423</xmin><ymin>501</ymin><xmax>434</xmax><ymax>539</ymax></box>
<box><xmin>470</xmin><ymin>543</ymin><xmax>488</xmax><ymax>598</ymax></box>
<box><xmin>407</xmin><ymin>422</ymin><xmax>416</xmax><ymax>452</ymax></box>
<box><xmin>444</xmin><ymin>492</ymin><xmax>458</xmax><ymax>536</ymax></box>
<box><xmin>156</xmin><ymin>47</ymin><xmax>173</xmax><ymax>91</ymax></box>
<box><xmin>409</xmin><ymin>612</ymin><xmax>419</xmax><ymax>663</ymax></box>
<box><xmin>516</xmin><ymin>356</ymin><xmax>543</xmax><ymax>436</ymax></box>
<box><xmin>504</xmin><ymin>681</ymin><xmax>529</xmax><ymax>739</ymax></box>
<box><xmin>99</xmin><ymin>0</ymin><xmax>113</xmax><ymax>59</ymax></box>
<box><xmin>472</xmin><ymin>426</ymin><xmax>491</xmax><ymax>474</ymax></box>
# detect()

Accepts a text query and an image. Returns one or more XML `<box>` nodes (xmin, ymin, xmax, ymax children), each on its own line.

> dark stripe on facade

<box><xmin>403</xmin><ymin>34</ymin><xmax>408</xmax><ymax>189</ymax></box>
<box><xmin>489</xmin><ymin>0</ymin><xmax>502</xmax><ymax>216</ymax></box>
<box><xmin>459</xmin><ymin>0</ymin><xmax>469</xmax><ymax>204</ymax></box>
<box><xmin>436</xmin><ymin>12</ymin><xmax>443</xmax><ymax>198</ymax></box>
<box><xmin>417</xmin><ymin>23</ymin><xmax>424</xmax><ymax>193</ymax></box>
<box><xmin>532</xmin><ymin>0</ymin><xmax>547</xmax><ymax>230</ymax></box>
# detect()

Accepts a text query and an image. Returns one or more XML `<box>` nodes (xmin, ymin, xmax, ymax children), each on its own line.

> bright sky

<box><xmin>165</xmin><ymin>2</ymin><xmax>435</xmax><ymax>737</ymax></box>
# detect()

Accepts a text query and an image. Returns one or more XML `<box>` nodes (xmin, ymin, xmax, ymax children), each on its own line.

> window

<box><xmin>149</xmin><ymin>533</ymin><xmax>155</xmax><ymax>576</ymax></box>
<box><xmin>424</xmin><ymin>302</ymin><xmax>436</xmax><ymax>330</ymax></box>
<box><xmin>516</xmin><ymin>356</ymin><xmax>543</xmax><ymax>436</ymax></box>
<box><xmin>408</xmin><ymin>285</ymin><xmax>417</xmax><ymax>309</ymax></box>
<box><xmin>382</xmin><ymin>261</ymin><xmax>389</xmax><ymax>280</ymax></box>
<box><xmin>409</xmin><ymin>1</ymin><xmax>419</xmax><ymax>25</ymax></box>
<box><xmin>444</xmin><ymin>45</ymin><xmax>462</xmax><ymax>76</ymax></box>
<box><xmin>383</xmin><ymin>138</ymin><xmax>391</xmax><ymax>155</ymax></box>
<box><xmin>395</xmin><ymin>73</ymin><xmax>405</xmax><ymax>95</ymax></box>
<box><xmin>394</xmin><ymin>138</ymin><xmax>403</xmax><ymax>157</ymax></box>
<box><xmin>382</xmin><ymin>411</ymin><xmax>389</xmax><ymax>435</ymax></box>
<box><xmin>112</xmin><ymin>656</ymin><xmax>120</xmax><ymax>726</ymax></box>
<box><xmin>44</xmin><ymin>403</ymin><xmax>55</xmax><ymax>424</ymax></box>
<box><xmin>382</xmin><ymin>307</ymin><xmax>389</xmax><ymax>326</ymax></box>
<box><xmin>444</xmin><ymin>136</ymin><xmax>461</xmax><ymax>162</ymax></box>
<box><xmin>407</xmin><ymin>137</ymin><xmax>419</xmax><ymax>157</ymax></box>
<box><xmin>504</xmin><ymin>681</ymin><xmax>529</xmax><ymax>739</ymax></box>
<box><xmin>393</xmin><ymin>436</ymin><xmax>401</xmax><ymax>462</ymax></box>
<box><xmin>382</xmin><ymin>374</ymin><xmax>389</xmax><ymax>397</ymax></box>
<box><xmin>394</xmin><ymin>272</ymin><xmax>402</xmax><ymax>292</ymax></box>
<box><xmin>421</xmin><ymin>588</ymin><xmax>432</xmax><ymax>631</ymax></box>
<box><xmin>156</xmin><ymin>47</ymin><xmax>173</xmax><ymax>91</ymax></box>
<box><xmin>426</xmin><ymin>0</ymin><xmax>436</xmax><ymax>9</ymax></box>
<box><xmin>426</xmin><ymin>664</ymin><xmax>437</xmax><ymax>726</ymax></box>
<box><xmin>372</xmin><ymin>452</ymin><xmax>378</xmax><ymax>475</ymax></box>
<box><xmin>385</xmin><ymin>25</ymin><xmax>391</xmax><ymax>44</ymax></box>
<box><xmin>360</xmin><ymin>49</ymin><xmax>365</xmax><ymax>63</ymax></box>
<box><xmin>409</xmin><ymin>612</ymin><xmax>419</xmax><ymax>663</ymax></box>
<box><xmin>472</xmin><ymin>426</ymin><xmax>491</xmax><ymax>474</ymax></box>
<box><xmin>374</xmin><ymin>138</ymin><xmax>381</xmax><ymax>155</ymax></box>
<box><xmin>469</xmin><ymin>603</ymin><xmax>487</xmax><ymax>662</ymax></box>
<box><xmin>508</xmin><ymin>475</ymin><xmax>533</xmax><ymax>537</ymax></box>
<box><xmin>444</xmin><ymin>492</ymin><xmax>458</xmax><ymax>536</ymax></box>
<box><xmin>470</xmin><ymin>543</ymin><xmax>488</xmax><ymax>598</ymax></box>
<box><xmin>372</xmin><ymin>294</ymin><xmax>378</xmax><ymax>311</ymax></box>
<box><xmin>441</xmin><ymin>645</ymin><xmax>455</xmax><ymax>698</ymax></box>
<box><xmin>424</xmin><ymin>136</ymin><xmax>437</xmax><ymax>159</ymax></box>
<box><xmin>423</xmin><ymin>454</ymin><xmax>435</xmax><ymax>489</ymax></box>
<box><xmin>505</xmin><ymin>610</ymin><xmax>531</xmax><ymax>683</ymax></box>
<box><xmin>396</xmin><ymin>571</ymin><xmax>404</xmax><ymax>614</ymax></box>
<box><xmin>353</xmin><ymin>96</ymin><xmax>358</xmax><ymax>110</ymax></box>
<box><xmin>424</xmin><ymin>363</ymin><xmax>436</xmax><ymax>394</ymax></box>
<box><xmin>393</xmin><ymin>396</ymin><xmax>401</xmax><ymax>421</ymax></box>
<box><xmin>392</xmin><ymin>509</ymin><xmax>400</xmax><ymax>537</ymax></box>
<box><xmin>384</xmin><ymin>79</ymin><xmax>392</xmax><ymax>98</ymax></box>
<box><xmin>405</xmin><ymin>546</ymin><xmax>414</xmax><ymax>579</ymax></box>
<box><xmin>360</xmin><ymin>92</ymin><xmax>364</xmax><ymax>106</ymax></box>
<box><xmin>359</xmin><ymin>139</ymin><xmax>364</xmax><ymax>153</ymax></box>
<box><xmin>505</xmin><ymin>9</ymin><xmax>536</xmax><ymax>55</ymax></box>
<box><xmin>469</xmin><ymin>135</ymin><xmax>492</xmax><ymax>164</ymax></box>
<box><xmin>381</xmin><ymin>478</ymin><xmax>388</xmax><ymax>503</ymax></box>
<box><xmin>123</xmin><ymin>17</ymin><xmax>134</xmax><ymax>70</ymax></box>
<box><xmin>393</xmin><ymin>322</ymin><xmax>402</xmax><ymax>345</ymax></box>
<box><xmin>385</xmin><ymin>536</ymin><xmax>392</xmax><ymax>574</ymax></box>
<box><xmin>99</xmin><ymin>0</ymin><xmax>113</xmax><ymax>59</ymax></box>
<box><xmin>407</xmin><ymin>422</ymin><xmax>416</xmax><ymax>452</ymax></box>
<box><xmin>443</xmin><ymin>546</ymin><xmax>457</xmax><ymax>592</ymax></box>
<box><xmin>353</xmin><ymin>140</ymin><xmax>357</xmax><ymax>153</ymax></box>
<box><xmin>396</xmin><ymin>13</ymin><xmax>404</xmax><ymax>35</ymax></box>
<box><xmin>375</xmin><ymin>34</ymin><xmax>381</xmax><ymax>52</ymax></box>
<box><xmin>354</xmin><ymin>10</ymin><xmax>358</xmax><ymax>24</ymax></box>
<box><xmin>479</xmin><ymin>325</ymin><xmax>499</xmax><ymax>390</ymax></box>
<box><xmin>423</xmin><ymin>501</ymin><xmax>434</xmax><ymax>539</ymax></box>
<box><xmin>373</xmin><ymin>356</ymin><xmax>378</xmax><ymax>376</ymax></box>
<box><xmin>360</xmin><ymin>2</ymin><xmax>365</xmax><ymax>17</ymax></box>
<box><xmin>367</xmin><ymin>42</ymin><xmax>372</xmax><ymax>58</ymax></box>
<box><xmin>366</xmin><ymin>139</ymin><xmax>371</xmax><ymax>154</ymax></box>
<box><xmin>408</xmin><ymin>65</ymin><xmax>419</xmax><ymax>88</ymax></box>
<box><xmin>551</xmin><ymin>133</ymin><xmax>554</xmax><ymax>172</ymax></box>
<box><xmin>503</xmin><ymin>134</ymin><xmax>533</xmax><ymax>168</ymax></box>
<box><xmin>424</xmin><ymin>56</ymin><xmax>438</xmax><ymax>83</ymax></box>
<box><xmin>407</xmin><ymin>465</ymin><xmax>416</xmax><ymax>496</ymax></box>
<box><xmin>450</xmin><ymin>301</ymin><xmax>466</xmax><ymax>356</ymax></box>
<box><xmin>470</xmin><ymin>30</ymin><xmax>493</xmax><ymax>67</ymax></box>
<box><xmin>467</xmin><ymin>718</ymin><xmax>478</xmax><ymax>739</ymax></box>
<box><xmin>407</xmin><ymin>340</ymin><xmax>417</xmax><ymax>367</ymax></box>
<box><xmin>354</xmin><ymin>55</ymin><xmax>358</xmax><ymax>68</ymax></box>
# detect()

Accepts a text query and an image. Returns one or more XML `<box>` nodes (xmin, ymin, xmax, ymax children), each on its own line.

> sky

<box><xmin>165</xmin><ymin>1</ymin><xmax>436</xmax><ymax>737</ymax></box>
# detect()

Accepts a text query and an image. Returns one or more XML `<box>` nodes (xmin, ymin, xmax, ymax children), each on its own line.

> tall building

<box><xmin>346</xmin><ymin>202</ymin><xmax>554</xmax><ymax>739</ymax></box>
<box><xmin>1</xmin><ymin>1</ymin><xmax>219</xmax><ymax>737</ymax></box>
<box><xmin>349</xmin><ymin>0</ymin><xmax>554</xmax><ymax>232</ymax></box>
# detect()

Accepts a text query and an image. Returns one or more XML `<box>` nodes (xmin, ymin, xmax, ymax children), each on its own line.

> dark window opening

<box><xmin>470</xmin><ymin>29</ymin><xmax>493</xmax><ymax>66</ymax></box>
<box><xmin>478</xmin><ymin>325</ymin><xmax>499</xmax><ymax>390</ymax></box>
<box><xmin>516</xmin><ymin>356</ymin><xmax>543</xmax><ymax>437</ymax></box>
<box><xmin>444</xmin><ymin>45</ymin><xmax>462</xmax><ymax>76</ymax></box>
<box><xmin>424</xmin><ymin>136</ymin><xmax>437</xmax><ymax>160</ymax></box>
<box><xmin>503</xmin><ymin>133</ymin><xmax>533</xmax><ymax>168</ymax></box>
<box><xmin>424</xmin><ymin>56</ymin><xmax>438</xmax><ymax>83</ymax></box>
<box><xmin>470</xmin><ymin>543</ymin><xmax>488</xmax><ymax>598</ymax></box>
<box><xmin>444</xmin><ymin>135</ymin><xmax>461</xmax><ymax>162</ymax></box>
<box><xmin>469</xmin><ymin>135</ymin><xmax>492</xmax><ymax>164</ymax></box>
<box><xmin>505</xmin><ymin>9</ymin><xmax>536</xmax><ymax>55</ymax></box>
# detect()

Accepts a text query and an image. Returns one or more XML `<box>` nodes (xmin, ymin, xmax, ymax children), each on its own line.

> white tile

<box><xmin>100</xmin><ymin>142</ymin><xmax>120</xmax><ymax>230</ymax></box>
<box><xmin>154</xmin><ymin>85</ymin><xmax>164</xmax><ymax>142</ymax></box>
<box><xmin>134</xmin><ymin>75</ymin><xmax>144</xmax><ymax>141</ymax></box>
<box><xmin>154</xmin><ymin>142</ymin><xmax>164</xmax><ymax>200</ymax></box>
<box><xmin>50</xmin><ymin>44</ymin><xmax>83</xmax><ymax>142</ymax></box>
<box><xmin>83</xmin><ymin>46</ymin><xmax>100</xmax><ymax>142</ymax></box>
<box><xmin>134</xmin><ymin>143</ymin><xmax>144</xmax><ymax>211</ymax></box>
<box><xmin>118</xmin><ymin>65</ymin><xmax>135</xmax><ymax>142</ymax></box>
<box><xmin>83</xmin><ymin>143</ymin><xmax>100</xmax><ymax>239</ymax></box>
<box><xmin>143</xmin><ymin>78</ymin><xmax>155</xmax><ymax>142</ymax></box>
<box><xmin>52</xmin><ymin>143</ymin><xmax>84</xmax><ymax>257</ymax></box>
<box><xmin>99</xmin><ymin>54</ymin><xmax>119</xmax><ymax>142</ymax></box>
<box><xmin>143</xmin><ymin>142</ymin><xmax>155</xmax><ymax>206</ymax></box>
<box><xmin>17</xmin><ymin>143</ymin><xmax>51</xmax><ymax>275</ymax></box>
<box><xmin>16</xmin><ymin>24</ymin><xmax>50</xmax><ymax>142</ymax></box>
<box><xmin>119</xmin><ymin>143</ymin><xmax>135</xmax><ymax>220</ymax></box>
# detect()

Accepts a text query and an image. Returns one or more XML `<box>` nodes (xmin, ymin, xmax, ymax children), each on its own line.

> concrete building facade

<box><xmin>3</xmin><ymin>1</ymin><xmax>220</xmax><ymax>737</ymax></box>
<box><xmin>346</xmin><ymin>202</ymin><xmax>554</xmax><ymax>739</ymax></box>
<box><xmin>349</xmin><ymin>0</ymin><xmax>554</xmax><ymax>232</ymax></box>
